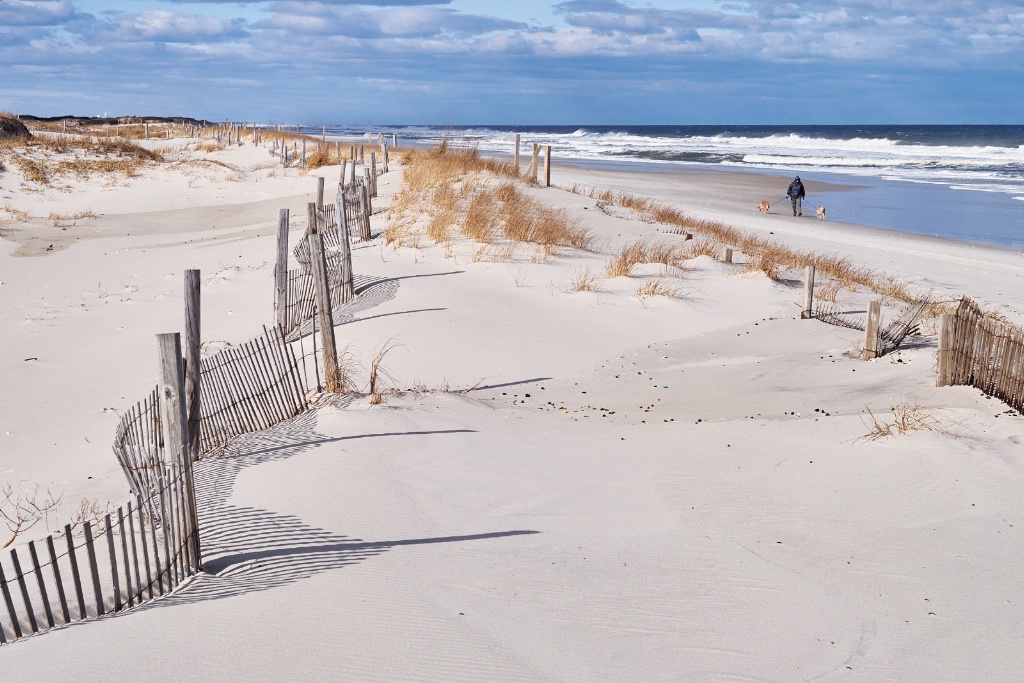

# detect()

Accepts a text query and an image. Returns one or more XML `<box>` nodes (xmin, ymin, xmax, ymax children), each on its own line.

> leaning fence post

<box><xmin>862</xmin><ymin>300</ymin><xmax>882</xmax><ymax>360</ymax></box>
<box><xmin>936</xmin><ymin>313</ymin><xmax>954</xmax><ymax>387</ymax></box>
<box><xmin>514</xmin><ymin>133</ymin><xmax>520</xmax><ymax>172</ymax></box>
<box><xmin>184</xmin><ymin>270</ymin><xmax>200</xmax><ymax>462</ymax></box>
<box><xmin>307</xmin><ymin>203</ymin><xmax>341</xmax><ymax>392</ymax></box>
<box><xmin>316</xmin><ymin>176</ymin><xmax>325</xmax><ymax>210</ymax></box>
<box><xmin>801</xmin><ymin>265</ymin><xmax>815</xmax><ymax>319</ymax></box>
<box><xmin>275</xmin><ymin>209</ymin><xmax>290</xmax><ymax>331</ymax></box>
<box><xmin>544</xmin><ymin>145</ymin><xmax>552</xmax><ymax>187</ymax></box>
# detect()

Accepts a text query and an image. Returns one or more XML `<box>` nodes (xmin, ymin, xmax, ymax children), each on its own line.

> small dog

<box><xmin>816</xmin><ymin>205</ymin><xmax>826</xmax><ymax>220</ymax></box>
<box><xmin>758</xmin><ymin>201</ymin><xmax>770</xmax><ymax>213</ymax></box>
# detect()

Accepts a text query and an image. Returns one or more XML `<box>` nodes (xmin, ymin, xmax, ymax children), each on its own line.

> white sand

<box><xmin>1</xmin><ymin>140</ymin><xmax>1023</xmax><ymax>680</ymax></box>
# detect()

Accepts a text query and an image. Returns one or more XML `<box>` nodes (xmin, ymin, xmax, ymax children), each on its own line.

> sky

<box><xmin>1</xmin><ymin>0</ymin><xmax>1022</xmax><ymax>124</ymax></box>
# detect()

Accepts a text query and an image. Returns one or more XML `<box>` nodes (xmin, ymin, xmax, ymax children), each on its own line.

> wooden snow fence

<box><xmin>279</xmin><ymin>194</ymin><xmax>357</xmax><ymax>338</ymax></box>
<box><xmin>195</xmin><ymin>326</ymin><xmax>311</xmax><ymax>454</ymax></box>
<box><xmin>937</xmin><ymin>298</ymin><xmax>1024</xmax><ymax>412</ymax></box>
<box><xmin>0</xmin><ymin>455</ymin><xmax>197</xmax><ymax>643</ymax></box>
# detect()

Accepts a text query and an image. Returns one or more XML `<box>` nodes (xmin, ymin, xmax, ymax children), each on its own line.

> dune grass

<box><xmin>387</xmin><ymin>144</ymin><xmax>596</xmax><ymax>258</ymax></box>
<box><xmin>0</xmin><ymin>132</ymin><xmax>163</xmax><ymax>185</ymax></box>
<box><xmin>567</xmin><ymin>185</ymin><xmax>926</xmax><ymax>305</ymax></box>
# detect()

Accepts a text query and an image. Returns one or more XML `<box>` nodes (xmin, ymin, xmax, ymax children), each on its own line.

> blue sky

<box><xmin>2</xmin><ymin>0</ymin><xmax>1021</xmax><ymax>124</ymax></box>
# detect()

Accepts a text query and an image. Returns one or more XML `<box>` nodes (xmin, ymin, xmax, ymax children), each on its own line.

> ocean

<box><xmin>317</xmin><ymin>124</ymin><xmax>1024</xmax><ymax>250</ymax></box>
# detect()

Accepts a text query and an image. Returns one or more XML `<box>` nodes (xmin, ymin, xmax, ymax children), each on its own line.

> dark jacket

<box><xmin>787</xmin><ymin>179</ymin><xmax>805</xmax><ymax>199</ymax></box>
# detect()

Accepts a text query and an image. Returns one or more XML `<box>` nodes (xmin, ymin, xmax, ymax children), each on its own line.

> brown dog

<box><xmin>816</xmin><ymin>205</ymin><xmax>826</xmax><ymax>220</ymax></box>
<box><xmin>758</xmin><ymin>201</ymin><xmax>770</xmax><ymax>213</ymax></box>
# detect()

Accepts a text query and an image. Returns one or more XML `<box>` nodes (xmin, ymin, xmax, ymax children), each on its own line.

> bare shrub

<box><xmin>1</xmin><ymin>483</ymin><xmax>62</xmax><ymax>548</ymax></box>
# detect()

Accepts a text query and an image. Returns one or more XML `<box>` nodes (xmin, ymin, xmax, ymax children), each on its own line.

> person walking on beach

<box><xmin>786</xmin><ymin>176</ymin><xmax>805</xmax><ymax>216</ymax></box>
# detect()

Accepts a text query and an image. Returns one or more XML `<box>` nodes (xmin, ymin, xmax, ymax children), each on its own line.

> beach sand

<box><xmin>1</xmin><ymin>137</ymin><xmax>1023</xmax><ymax>680</ymax></box>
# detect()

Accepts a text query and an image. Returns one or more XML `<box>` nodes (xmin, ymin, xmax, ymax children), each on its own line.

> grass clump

<box><xmin>860</xmin><ymin>400</ymin><xmax>959</xmax><ymax>441</ymax></box>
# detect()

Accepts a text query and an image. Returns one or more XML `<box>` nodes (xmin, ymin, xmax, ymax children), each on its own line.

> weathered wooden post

<box><xmin>514</xmin><ymin>133</ymin><xmax>520</xmax><ymax>172</ymax></box>
<box><xmin>723</xmin><ymin>248</ymin><xmax>734</xmax><ymax>263</ymax></box>
<box><xmin>392</xmin><ymin>134</ymin><xmax>398</xmax><ymax>147</ymax></box>
<box><xmin>529</xmin><ymin>143</ymin><xmax>540</xmax><ymax>181</ymax></box>
<box><xmin>358</xmin><ymin>180</ymin><xmax>371</xmax><ymax>241</ymax></box>
<box><xmin>340</xmin><ymin>159</ymin><xmax>348</xmax><ymax>186</ymax></box>
<box><xmin>801</xmin><ymin>265</ymin><xmax>815</xmax><ymax>319</ymax></box>
<box><xmin>370</xmin><ymin>153</ymin><xmax>377</xmax><ymax>196</ymax></box>
<box><xmin>335</xmin><ymin>141</ymin><xmax>341</xmax><ymax>164</ymax></box>
<box><xmin>544</xmin><ymin>145</ymin><xmax>552</xmax><ymax>187</ymax></box>
<box><xmin>382</xmin><ymin>144</ymin><xmax>389</xmax><ymax>173</ymax></box>
<box><xmin>157</xmin><ymin>333</ymin><xmax>187</xmax><ymax>466</ymax></box>
<box><xmin>157</xmin><ymin>329</ymin><xmax>200</xmax><ymax>568</ymax></box>
<box><xmin>936</xmin><ymin>313</ymin><xmax>954</xmax><ymax>387</ymax></box>
<box><xmin>306</xmin><ymin>203</ymin><xmax>341</xmax><ymax>393</ymax></box>
<box><xmin>862</xmin><ymin>300</ymin><xmax>882</xmax><ymax>360</ymax></box>
<box><xmin>335</xmin><ymin>185</ymin><xmax>355</xmax><ymax>303</ymax></box>
<box><xmin>275</xmin><ymin>209</ymin><xmax>290</xmax><ymax>331</ymax></box>
<box><xmin>316</xmin><ymin>177</ymin><xmax>325</xmax><ymax>209</ymax></box>
<box><xmin>322</xmin><ymin>125</ymin><xmax>326</xmax><ymax>146</ymax></box>
<box><xmin>302</xmin><ymin>139</ymin><xmax>307</xmax><ymax>165</ymax></box>
<box><xmin>183</xmin><ymin>270</ymin><xmax>201</xmax><ymax>463</ymax></box>
<box><xmin>363</xmin><ymin>169</ymin><xmax>373</xmax><ymax>214</ymax></box>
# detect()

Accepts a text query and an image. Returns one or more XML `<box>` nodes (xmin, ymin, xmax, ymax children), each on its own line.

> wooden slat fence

<box><xmin>278</xmin><ymin>252</ymin><xmax>350</xmax><ymax>338</ymax></box>
<box><xmin>195</xmin><ymin>326</ymin><xmax>310</xmax><ymax>454</ymax></box>
<box><xmin>0</xmin><ymin>467</ymin><xmax>196</xmax><ymax>643</ymax></box>
<box><xmin>941</xmin><ymin>297</ymin><xmax>1024</xmax><ymax>413</ymax></box>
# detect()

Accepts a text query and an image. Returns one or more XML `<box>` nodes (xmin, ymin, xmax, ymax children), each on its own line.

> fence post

<box><xmin>184</xmin><ymin>270</ymin><xmax>200</xmax><ymax>462</ymax></box>
<box><xmin>144</xmin><ymin>122</ymin><xmax>149</xmax><ymax>139</ymax></box>
<box><xmin>275</xmin><ymin>209</ymin><xmax>290</xmax><ymax>331</ymax></box>
<box><xmin>862</xmin><ymin>300</ymin><xmax>882</xmax><ymax>360</ymax></box>
<box><xmin>364</xmin><ymin>169</ymin><xmax>373</xmax><ymax>211</ymax></box>
<box><xmin>370</xmin><ymin>153</ymin><xmax>377</xmax><ymax>196</ymax></box>
<box><xmin>514</xmin><ymin>133</ymin><xmax>520</xmax><ymax>172</ymax></box>
<box><xmin>316</xmin><ymin>176</ymin><xmax>325</xmax><ymax>210</ymax></box>
<box><xmin>723</xmin><ymin>248</ymin><xmax>733</xmax><ymax>263</ymax></box>
<box><xmin>936</xmin><ymin>313</ymin><xmax>954</xmax><ymax>387</ymax></box>
<box><xmin>544</xmin><ymin>145</ymin><xmax>552</xmax><ymax>187</ymax></box>
<box><xmin>157</xmin><ymin>333</ymin><xmax>187</xmax><ymax>464</ymax></box>
<box><xmin>340</xmin><ymin>159</ymin><xmax>348</xmax><ymax>187</ymax></box>
<box><xmin>336</xmin><ymin>185</ymin><xmax>355</xmax><ymax>303</ymax></box>
<box><xmin>359</xmin><ymin>181</ymin><xmax>372</xmax><ymax>241</ymax></box>
<box><xmin>801</xmin><ymin>265</ymin><xmax>815</xmax><ymax>319</ymax></box>
<box><xmin>307</xmin><ymin>203</ymin><xmax>341</xmax><ymax>392</ymax></box>
<box><xmin>528</xmin><ymin>143</ymin><xmax>539</xmax><ymax>180</ymax></box>
<box><xmin>393</xmin><ymin>133</ymin><xmax>398</xmax><ymax>147</ymax></box>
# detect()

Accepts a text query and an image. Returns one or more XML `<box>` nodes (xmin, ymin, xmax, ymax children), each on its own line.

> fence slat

<box><xmin>65</xmin><ymin>523</ymin><xmax>87</xmax><ymax>619</ymax></box>
<box><xmin>118</xmin><ymin>507</ymin><xmax>134</xmax><ymax>608</ymax></box>
<box><xmin>83</xmin><ymin>521</ymin><xmax>105</xmax><ymax>616</ymax></box>
<box><xmin>0</xmin><ymin>562</ymin><xmax>23</xmax><ymax>640</ymax></box>
<box><xmin>28</xmin><ymin>541</ymin><xmax>55</xmax><ymax>628</ymax></box>
<box><xmin>10</xmin><ymin>549</ymin><xmax>39</xmax><ymax>633</ymax></box>
<box><xmin>45</xmin><ymin>535</ymin><xmax>70</xmax><ymax>624</ymax></box>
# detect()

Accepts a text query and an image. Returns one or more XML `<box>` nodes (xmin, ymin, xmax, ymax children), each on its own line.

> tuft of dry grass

<box><xmin>564</xmin><ymin>266</ymin><xmax>602</xmax><ymax>293</ymax></box>
<box><xmin>368</xmin><ymin>338</ymin><xmax>401</xmax><ymax>405</ymax></box>
<box><xmin>2</xmin><ymin>203</ymin><xmax>31</xmax><ymax>222</ymax></box>
<box><xmin>635</xmin><ymin>278</ymin><xmax>684</xmax><ymax>300</ymax></box>
<box><xmin>860</xmin><ymin>400</ymin><xmax>958</xmax><ymax>441</ymax></box>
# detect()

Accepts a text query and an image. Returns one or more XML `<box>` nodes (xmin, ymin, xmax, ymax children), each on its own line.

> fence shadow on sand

<box><xmin>129</xmin><ymin>400</ymin><xmax>536</xmax><ymax>611</ymax></box>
